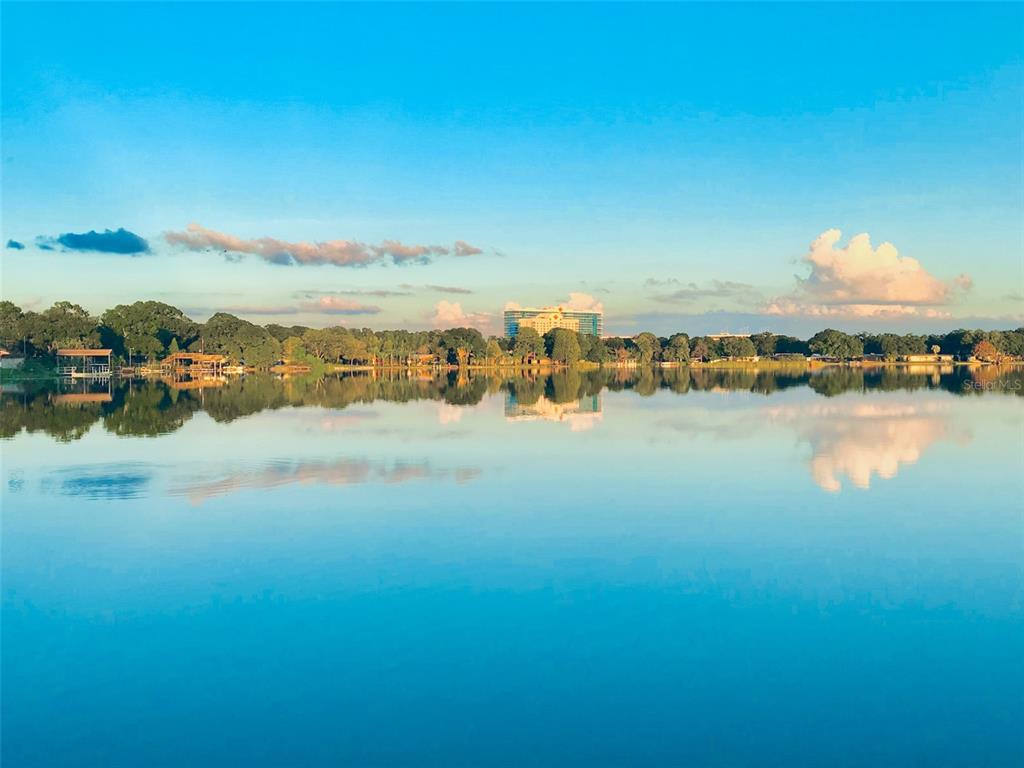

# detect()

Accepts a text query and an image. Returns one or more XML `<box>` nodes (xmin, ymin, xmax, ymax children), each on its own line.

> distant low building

<box><xmin>504</xmin><ymin>306</ymin><xmax>602</xmax><ymax>338</ymax></box>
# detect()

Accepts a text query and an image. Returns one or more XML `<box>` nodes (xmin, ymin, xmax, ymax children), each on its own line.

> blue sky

<box><xmin>2</xmin><ymin>2</ymin><xmax>1022</xmax><ymax>335</ymax></box>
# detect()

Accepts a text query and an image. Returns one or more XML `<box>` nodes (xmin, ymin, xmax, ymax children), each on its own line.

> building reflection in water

<box><xmin>504</xmin><ymin>392</ymin><xmax>603</xmax><ymax>431</ymax></box>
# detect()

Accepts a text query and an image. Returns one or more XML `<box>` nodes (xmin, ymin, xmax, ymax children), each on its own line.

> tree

<box><xmin>972</xmin><ymin>339</ymin><xmax>999</xmax><ymax>362</ymax></box>
<box><xmin>0</xmin><ymin>301</ymin><xmax>25</xmax><ymax>350</ymax></box>
<box><xmin>720</xmin><ymin>336</ymin><xmax>756</xmax><ymax>358</ymax></box>
<box><xmin>513</xmin><ymin>328</ymin><xmax>544</xmax><ymax>363</ymax></box>
<box><xmin>634</xmin><ymin>332</ymin><xmax>659</xmax><ymax>365</ymax></box>
<box><xmin>302</xmin><ymin>328</ymin><xmax>340</xmax><ymax>362</ymax></box>
<box><xmin>200</xmin><ymin>313</ymin><xmax>281</xmax><ymax>367</ymax></box>
<box><xmin>282</xmin><ymin>336</ymin><xmax>309</xmax><ymax>364</ymax></box>
<box><xmin>33</xmin><ymin>302</ymin><xmax>99</xmax><ymax>352</ymax></box>
<box><xmin>549</xmin><ymin>328</ymin><xmax>582</xmax><ymax>365</ymax></box>
<box><xmin>486</xmin><ymin>338</ymin><xmax>503</xmax><ymax>364</ymax></box>
<box><xmin>100</xmin><ymin>301</ymin><xmax>199</xmax><ymax>358</ymax></box>
<box><xmin>808</xmin><ymin>329</ymin><xmax>863</xmax><ymax>359</ymax></box>
<box><xmin>664</xmin><ymin>333</ymin><xmax>690</xmax><ymax>364</ymax></box>
<box><xmin>750</xmin><ymin>332</ymin><xmax>776</xmax><ymax>357</ymax></box>
<box><xmin>265</xmin><ymin>323</ymin><xmax>313</xmax><ymax>342</ymax></box>
<box><xmin>586</xmin><ymin>337</ymin><xmax>609</xmax><ymax>364</ymax></box>
<box><xmin>690</xmin><ymin>338</ymin><xmax>710</xmax><ymax>362</ymax></box>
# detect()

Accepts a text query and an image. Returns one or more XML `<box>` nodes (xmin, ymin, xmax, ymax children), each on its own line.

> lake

<box><xmin>2</xmin><ymin>367</ymin><xmax>1022</xmax><ymax>766</ymax></box>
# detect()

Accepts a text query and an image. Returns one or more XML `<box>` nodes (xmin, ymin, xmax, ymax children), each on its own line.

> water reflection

<box><xmin>505</xmin><ymin>392</ymin><xmax>602</xmax><ymax>430</ymax></box>
<box><xmin>767</xmin><ymin>402</ymin><xmax>966</xmax><ymax>492</ymax></box>
<box><xmin>169</xmin><ymin>458</ymin><xmax>480</xmax><ymax>505</ymax></box>
<box><xmin>38</xmin><ymin>464</ymin><xmax>153</xmax><ymax>500</ymax></box>
<box><xmin>3</xmin><ymin>366</ymin><xmax>1019</xmax><ymax>443</ymax></box>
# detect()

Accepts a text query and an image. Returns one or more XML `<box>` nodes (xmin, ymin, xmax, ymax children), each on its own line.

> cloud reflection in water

<box><xmin>766</xmin><ymin>402</ymin><xmax>968</xmax><ymax>492</ymax></box>
<box><xmin>168</xmin><ymin>457</ymin><xmax>480</xmax><ymax>505</ymax></box>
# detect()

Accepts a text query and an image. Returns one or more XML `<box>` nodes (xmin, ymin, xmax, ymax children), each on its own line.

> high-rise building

<box><xmin>503</xmin><ymin>306</ymin><xmax>603</xmax><ymax>338</ymax></box>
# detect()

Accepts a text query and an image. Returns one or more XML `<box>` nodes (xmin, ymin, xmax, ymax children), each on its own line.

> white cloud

<box><xmin>299</xmin><ymin>296</ymin><xmax>381</xmax><ymax>315</ymax></box>
<box><xmin>430</xmin><ymin>300</ymin><xmax>493</xmax><ymax>331</ymax></box>
<box><xmin>764</xmin><ymin>229</ymin><xmax>970</xmax><ymax>318</ymax></box>
<box><xmin>503</xmin><ymin>292</ymin><xmax>604</xmax><ymax>313</ymax></box>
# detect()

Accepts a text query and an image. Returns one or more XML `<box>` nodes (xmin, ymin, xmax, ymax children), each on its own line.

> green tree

<box><xmin>750</xmin><ymin>332</ymin><xmax>776</xmax><ymax>357</ymax></box>
<box><xmin>548</xmin><ymin>328</ymin><xmax>582</xmax><ymax>365</ymax></box>
<box><xmin>0</xmin><ymin>301</ymin><xmax>25</xmax><ymax>350</ymax></box>
<box><xmin>633</xmin><ymin>332</ymin><xmax>659</xmax><ymax>364</ymax></box>
<box><xmin>720</xmin><ymin>336</ymin><xmax>756</xmax><ymax>358</ymax></box>
<box><xmin>486</xmin><ymin>338</ymin><xmax>503</xmax><ymax>363</ymax></box>
<box><xmin>199</xmin><ymin>313</ymin><xmax>281</xmax><ymax>367</ymax></box>
<box><xmin>513</xmin><ymin>328</ymin><xmax>544</xmax><ymax>362</ymax></box>
<box><xmin>586</xmin><ymin>337</ymin><xmax>609</xmax><ymax>364</ymax></box>
<box><xmin>690</xmin><ymin>338</ymin><xmax>711</xmax><ymax>362</ymax></box>
<box><xmin>808</xmin><ymin>329</ymin><xmax>863</xmax><ymax>359</ymax></box>
<box><xmin>101</xmin><ymin>301</ymin><xmax>199</xmax><ymax>358</ymax></box>
<box><xmin>36</xmin><ymin>302</ymin><xmax>99</xmax><ymax>352</ymax></box>
<box><xmin>664</xmin><ymin>333</ymin><xmax>690</xmax><ymax>363</ymax></box>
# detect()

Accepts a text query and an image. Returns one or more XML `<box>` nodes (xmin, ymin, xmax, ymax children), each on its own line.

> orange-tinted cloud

<box><xmin>166</xmin><ymin>223</ymin><xmax>483</xmax><ymax>268</ymax></box>
<box><xmin>765</xmin><ymin>229</ymin><xmax>971</xmax><ymax>318</ymax></box>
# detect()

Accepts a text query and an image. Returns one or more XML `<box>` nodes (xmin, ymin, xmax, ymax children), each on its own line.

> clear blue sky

<box><xmin>2</xmin><ymin>2</ymin><xmax>1022</xmax><ymax>335</ymax></box>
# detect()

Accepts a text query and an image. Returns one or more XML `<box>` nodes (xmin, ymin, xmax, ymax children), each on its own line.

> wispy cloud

<box><xmin>220</xmin><ymin>305</ymin><xmax>300</xmax><ymax>316</ymax></box>
<box><xmin>200</xmin><ymin>298</ymin><xmax>382</xmax><ymax>317</ymax></box>
<box><xmin>6</xmin><ymin>239</ymin><xmax>25</xmax><ymax>250</ymax></box>
<box><xmin>426</xmin><ymin>284</ymin><xmax>473</xmax><ymax>295</ymax></box>
<box><xmin>454</xmin><ymin>240</ymin><xmax>483</xmax><ymax>257</ymax></box>
<box><xmin>298</xmin><ymin>296</ymin><xmax>381</xmax><ymax>315</ymax></box>
<box><xmin>38</xmin><ymin>227</ymin><xmax>150</xmax><ymax>255</ymax></box>
<box><xmin>294</xmin><ymin>288</ymin><xmax>413</xmax><ymax>298</ymax></box>
<box><xmin>649</xmin><ymin>279</ymin><xmax>761</xmax><ymax>305</ymax></box>
<box><xmin>165</xmin><ymin>223</ymin><xmax>485</xmax><ymax>268</ymax></box>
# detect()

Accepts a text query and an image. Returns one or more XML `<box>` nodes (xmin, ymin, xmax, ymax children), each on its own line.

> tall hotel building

<box><xmin>503</xmin><ymin>306</ymin><xmax>603</xmax><ymax>338</ymax></box>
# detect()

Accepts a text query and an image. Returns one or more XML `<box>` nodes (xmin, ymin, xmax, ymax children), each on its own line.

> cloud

<box><xmin>430</xmin><ymin>300</ymin><xmax>493</xmax><ymax>330</ymax></box>
<box><xmin>765</xmin><ymin>401</ymin><xmax>963</xmax><ymax>492</ymax></box>
<box><xmin>41</xmin><ymin>227</ymin><xmax>150</xmax><ymax>254</ymax></box>
<box><xmin>503</xmin><ymin>292</ymin><xmax>604</xmax><ymax>314</ymax></box>
<box><xmin>371</xmin><ymin>240</ymin><xmax>449</xmax><ymax>265</ymax></box>
<box><xmin>221</xmin><ymin>305</ymin><xmax>300</xmax><ymax>315</ymax></box>
<box><xmin>6</xmin><ymin>239</ymin><xmax>24</xmax><ymax>250</ymax></box>
<box><xmin>169</xmin><ymin>457</ymin><xmax>479</xmax><ymax>505</ymax></box>
<box><xmin>426</xmin><ymin>284</ymin><xmax>473</xmax><ymax>295</ymax></box>
<box><xmin>202</xmin><ymin>297</ymin><xmax>382</xmax><ymax>317</ymax></box>
<box><xmin>295</xmin><ymin>288</ymin><xmax>413</xmax><ymax>298</ymax></box>
<box><xmin>650</xmin><ymin>280</ymin><xmax>761</xmax><ymax>305</ymax></box>
<box><xmin>454</xmin><ymin>240</ymin><xmax>483</xmax><ymax>257</ymax></box>
<box><xmin>563</xmin><ymin>292</ymin><xmax>604</xmax><ymax>313</ymax></box>
<box><xmin>765</xmin><ymin>229</ymin><xmax>969</xmax><ymax>318</ymax></box>
<box><xmin>165</xmin><ymin>223</ymin><xmax>484</xmax><ymax>268</ymax></box>
<box><xmin>298</xmin><ymin>296</ymin><xmax>382</xmax><ymax>315</ymax></box>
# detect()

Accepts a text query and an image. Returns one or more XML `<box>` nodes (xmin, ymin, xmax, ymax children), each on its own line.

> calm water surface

<box><xmin>2</xmin><ymin>368</ymin><xmax>1022</xmax><ymax>766</ymax></box>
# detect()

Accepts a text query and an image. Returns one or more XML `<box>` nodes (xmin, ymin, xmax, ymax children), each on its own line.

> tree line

<box><xmin>2</xmin><ymin>300</ymin><xmax>1022</xmax><ymax>369</ymax></box>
